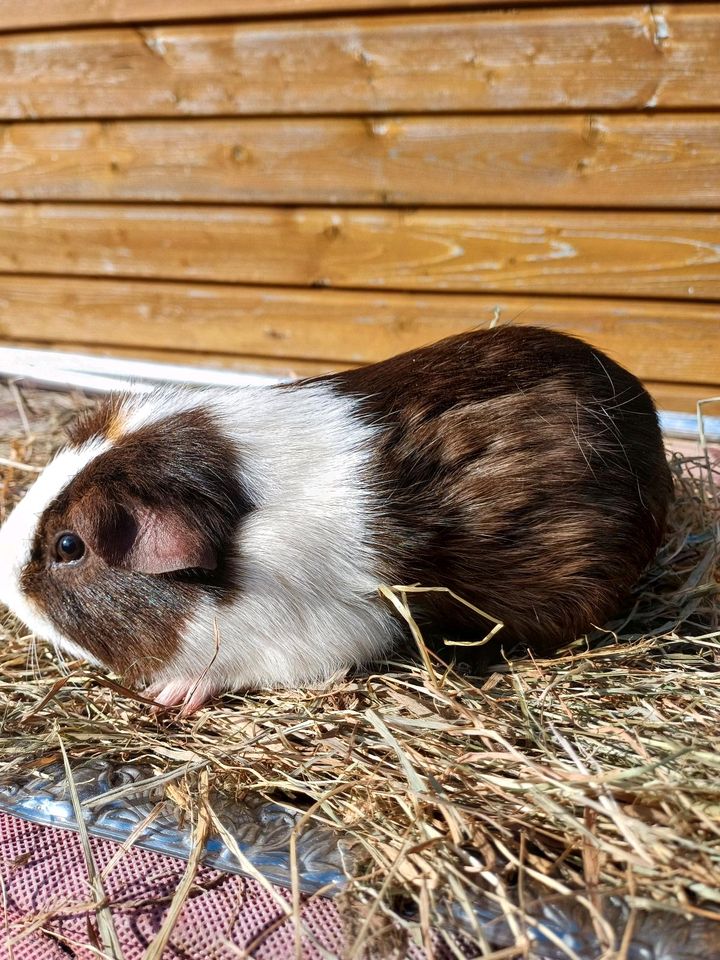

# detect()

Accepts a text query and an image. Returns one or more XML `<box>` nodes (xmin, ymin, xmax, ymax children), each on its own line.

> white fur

<box><xmin>133</xmin><ymin>383</ymin><xmax>400</xmax><ymax>695</ymax></box>
<box><xmin>0</xmin><ymin>383</ymin><xmax>399</xmax><ymax>697</ymax></box>
<box><xmin>0</xmin><ymin>440</ymin><xmax>109</xmax><ymax>665</ymax></box>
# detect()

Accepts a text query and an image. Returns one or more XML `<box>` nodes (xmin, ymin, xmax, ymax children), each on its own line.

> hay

<box><xmin>0</xmin><ymin>386</ymin><xmax>719</xmax><ymax>959</ymax></box>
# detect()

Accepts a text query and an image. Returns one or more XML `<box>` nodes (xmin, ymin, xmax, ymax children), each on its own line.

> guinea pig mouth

<box><xmin>0</xmin><ymin>581</ymin><xmax>100</xmax><ymax>668</ymax></box>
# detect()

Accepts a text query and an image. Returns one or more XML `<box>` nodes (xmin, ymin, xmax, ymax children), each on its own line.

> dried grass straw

<box><xmin>0</xmin><ymin>387</ymin><xmax>719</xmax><ymax>958</ymax></box>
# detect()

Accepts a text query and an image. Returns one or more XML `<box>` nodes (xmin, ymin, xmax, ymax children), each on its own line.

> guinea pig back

<box><xmin>326</xmin><ymin>325</ymin><xmax>673</xmax><ymax>653</ymax></box>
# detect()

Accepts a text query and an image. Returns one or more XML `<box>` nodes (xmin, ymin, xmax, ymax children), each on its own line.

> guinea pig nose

<box><xmin>55</xmin><ymin>532</ymin><xmax>86</xmax><ymax>564</ymax></box>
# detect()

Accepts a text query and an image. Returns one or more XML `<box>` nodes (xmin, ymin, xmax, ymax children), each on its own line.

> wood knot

<box><xmin>231</xmin><ymin>145</ymin><xmax>250</xmax><ymax>163</ymax></box>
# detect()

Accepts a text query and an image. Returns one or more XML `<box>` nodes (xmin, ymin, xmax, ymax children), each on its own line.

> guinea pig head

<box><xmin>0</xmin><ymin>395</ymin><xmax>246</xmax><ymax>688</ymax></box>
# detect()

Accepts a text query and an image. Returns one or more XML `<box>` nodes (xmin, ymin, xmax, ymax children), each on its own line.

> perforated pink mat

<box><xmin>0</xmin><ymin>811</ymin><xmax>344</xmax><ymax>959</ymax></box>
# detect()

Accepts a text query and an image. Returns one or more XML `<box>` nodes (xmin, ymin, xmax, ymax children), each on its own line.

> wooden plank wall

<box><xmin>0</xmin><ymin>2</ymin><xmax>718</xmax><ymax>411</ymax></box>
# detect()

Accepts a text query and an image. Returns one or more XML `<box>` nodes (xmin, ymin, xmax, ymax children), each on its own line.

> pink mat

<box><xmin>0</xmin><ymin>811</ymin><xmax>344</xmax><ymax>959</ymax></box>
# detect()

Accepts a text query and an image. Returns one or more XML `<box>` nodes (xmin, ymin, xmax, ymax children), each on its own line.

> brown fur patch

<box><xmin>106</xmin><ymin>412</ymin><xmax>126</xmax><ymax>444</ymax></box>
<box><xmin>326</xmin><ymin>325</ymin><xmax>673</xmax><ymax>657</ymax></box>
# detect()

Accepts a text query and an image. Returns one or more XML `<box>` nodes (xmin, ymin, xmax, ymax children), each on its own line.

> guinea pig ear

<box><xmin>71</xmin><ymin>494</ymin><xmax>217</xmax><ymax>574</ymax></box>
<box><xmin>121</xmin><ymin>504</ymin><xmax>218</xmax><ymax>574</ymax></box>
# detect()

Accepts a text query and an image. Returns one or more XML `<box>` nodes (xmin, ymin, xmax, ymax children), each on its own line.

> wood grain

<box><xmin>1</xmin><ymin>115</ymin><xmax>719</xmax><ymax>208</ymax></box>
<box><xmin>1</xmin><ymin>275</ymin><xmax>718</xmax><ymax>385</ymax></box>
<box><xmin>0</xmin><ymin>1</ymin><xmax>564</xmax><ymax>32</ymax></box>
<box><xmin>2</xmin><ymin>203</ymin><xmax>719</xmax><ymax>300</ymax></box>
<box><xmin>647</xmin><ymin>381</ymin><xmax>720</xmax><ymax>414</ymax></box>
<box><xmin>0</xmin><ymin>7</ymin><xmax>716</xmax><ymax>117</ymax></box>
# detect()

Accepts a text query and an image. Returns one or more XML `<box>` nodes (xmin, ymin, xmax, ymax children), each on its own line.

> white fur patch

<box><xmin>0</xmin><ymin>440</ymin><xmax>109</xmax><ymax>664</ymax></box>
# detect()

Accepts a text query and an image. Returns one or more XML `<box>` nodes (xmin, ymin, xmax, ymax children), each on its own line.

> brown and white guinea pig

<box><xmin>0</xmin><ymin>326</ymin><xmax>673</xmax><ymax>713</ymax></box>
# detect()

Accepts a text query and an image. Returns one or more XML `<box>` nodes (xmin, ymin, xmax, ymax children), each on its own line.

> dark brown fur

<box><xmin>22</xmin><ymin>406</ymin><xmax>248</xmax><ymax>681</ymax></box>
<box><xmin>328</xmin><ymin>326</ymin><xmax>673</xmax><ymax>655</ymax></box>
<box><xmin>66</xmin><ymin>395</ymin><xmax>124</xmax><ymax>447</ymax></box>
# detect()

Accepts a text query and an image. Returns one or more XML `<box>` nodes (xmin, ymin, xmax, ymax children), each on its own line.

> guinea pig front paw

<box><xmin>145</xmin><ymin>677</ymin><xmax>214</xmax><ymax>716</ymax></box>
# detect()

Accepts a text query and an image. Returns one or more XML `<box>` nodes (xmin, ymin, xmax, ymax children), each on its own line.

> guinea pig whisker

<box><xmin>27</xmin><ymin>633</ymin><xmax>41</xmax><ymax>682</ymax></box>
<box><xmin>53</xmin><ymin>643</ymin><xmax>72</xmax><ymax>677</ymax></box>
<box><xmin>23</xmin><ymin>635</ymin><xmax>33</xmax><ymax>678</ymax></box>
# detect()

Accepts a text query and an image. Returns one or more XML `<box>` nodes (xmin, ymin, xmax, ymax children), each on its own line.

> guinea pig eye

<box><xmin>55</xmin><ymin>532</ymin><xmax>86</xmax><ymax>564</ymax></box>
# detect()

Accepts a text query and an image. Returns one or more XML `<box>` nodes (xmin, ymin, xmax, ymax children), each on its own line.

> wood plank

<box><xmin>0</xmin><ymin>7</ymin><xmax>716</xmax><ymax>118</ymax></box>
<box><xmin>5</xmin><ymin>335</ymin><xmax>712</xmax><ymax>412</ymax></box>
<box><xmin>1</xmin><ymin>115</ymin><xmax>719</xmax><ymax>208</ymax></box>
<box><xmin>1</xmin><ymin>275</ymin><xmax>718</xmax><ymax>385</ymax></box>
<box><xmin>2</xmin><ymin>203</ymin><xmax>719</xmax><ymax>300</ymax></box>
<box><xmin>0</xmin><ymin>1</ymin><xmax>561</xmax><ymax>32</ymax></box>
<box><xmin>7</xmin><ymin>338</ymin><xmax>711</xmax><ymax>412</ymax></box>
<box><xmin>646</xmin><ymin>381</ymin><xmax>720</xmax><ymax>414</ymax></box>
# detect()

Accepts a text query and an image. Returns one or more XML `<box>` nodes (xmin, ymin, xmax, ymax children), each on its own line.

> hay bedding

<box><xmin>0</xmin><ymin>386</ymin><xmax>719</xmax><ymax>960</ymax></box>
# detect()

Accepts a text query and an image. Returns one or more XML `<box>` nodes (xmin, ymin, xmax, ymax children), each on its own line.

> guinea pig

<box><xmin>0</xmin><ymin>326</ymin><xmax>673</xmax><ymax>714</ymax></box>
